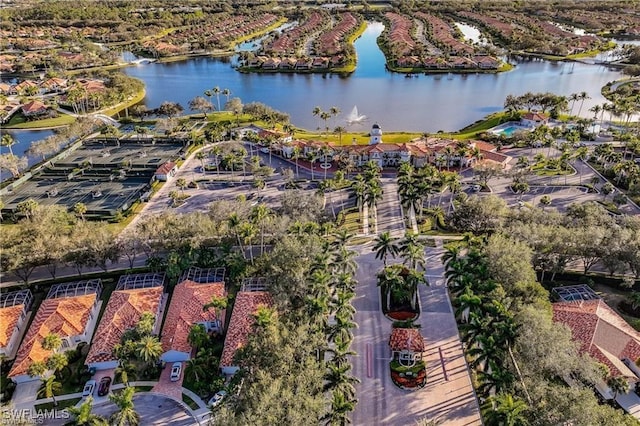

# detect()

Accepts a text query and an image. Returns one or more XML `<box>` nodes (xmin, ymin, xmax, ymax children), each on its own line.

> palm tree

<box><xmin>115</xmin><ymin>362</ymin><xmax>136</xmax><ymax>386</ymax></box>
<box><xmin>455</xmin><ymin>290</ymin><xmax>483</xmax><ymax>323</ymax></box>
<box><xmin>221</xmin><ymin>88</ymin><xmax>231</xmax><ymax>105</ymax></box>
<box><xmin>482</xmin><ymin>393</ymin><xmax>528</xmax><ymax>426</ymax></box>
<box><xmin>312</xmin><ymin>106</ymin><xmax>322</xmax><ymax>130</ymax></box>
<box><xmin>185</xmin><ymin>358</ymin><xmax>206</xmax><ymax>383</ymax></box>
<box><xmin>1</xmin><ymin>134</ymin><xmax>16</xmax><ymax>156</ymax></box>
<box><xmin>109</xmin><ymin>386</ymin><xmax>140</xmax><ymax>426</ymax></box>
<box><xmin>576</xmin><ymin>91</ymin><xmax>590</xmax><ymax>117</ymax></box>
<box><xmin>251</xmin><ymin>204</ymin><xmax>272</xmax><ymax>254</ymax></box>
<box><xmin>308</xmin><ymin>151</ymin><xmax>319</xmax><ymax>180</ymax></box>
<box><xmin>46</xmin><ymin>352</ymin><xmax>68</xmax><ymax>374</ymax></box>
<box><xmin>203</xmin><ymin>295</ymin><xmax>228</xmax><ymax>329</ymax></box>
<box><xmin>373</xmin><ymin>232</ymin><xmax>399</xmax><ymax>266</ymax></box>
<box><xmin>74</xmin><ymin>202</ymin><xmax>88</xmax><ymax>221</ymax></box>
<box><xmin>329</xmin><ymin>106</ymin><xmax>341</xmax><ymax>128</ymax></box>
<box><xmin>468</xmin><ymin>335</ymin><xmax>503</xmax><ymax>372</ymax></box>
<box><xmin>212</xmin><ymin>86</ymin><xmax>221</xmax><ymax>111</ymax></box>
<box><xmin>323</xmin><ymin>363</ymin><xmax>360</xmax><ymax>399</ymax></box>
<box><xmin>67</xmin><ymin>396</ymin><xmax>108</xmax><ymax>426</ymax></box>
<box><xmin>195</xmin><ymin>151</ymin><xmax>207</xmax><ymax>175</ymax></box>
<box><xmin>321</xmin><ymin>391</ymin><xmax>357</xmax><ymax>426</ymax></box>
<box><xmin>320</xmin><ymin>111</ymin><xmax>332</xmax><ymax>136</ymax></box>
<box><xmin>568</xmin><ymin>92</ymin><xmax>579</xmax><ymax>116</ymax></box>
<box><xmin>607</xmin><ymin>375</ymin><xmax>630</xmax><ymax>399</ymax></box>
<box><xmin>135</xmin><ymin>335</ymin><xmax>162</xmax><ymax>364</ymax></box>
<box><xmin>292</xmin><ymin>146</ymin><xmax>302</xmax><ymax>177</ymax></box>
<box><xmin>477</xmin><ymin>362</ymin><xmax>515</xmax><ymax>397</ymax></box>
<box><xmin>41</xmin><ymin>333</ymin><xmax>63</xmax><ymax>351</ymax></box>
<box><xmin>28</xmin><ymin>361</ymin><xmax>47</xmax><ymax>378</ymax></box>
<box><xmin>37</xmin><ymin>375</ymin><xmax>61</xmax><ymax>406</ymax></box>
<box><xmin>334</xmin><ymin>126</ymin><xmax>346</xmax><ymax>145</ymax></box>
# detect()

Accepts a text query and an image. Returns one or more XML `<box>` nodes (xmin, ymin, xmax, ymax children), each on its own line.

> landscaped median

<box><xmin>388</xmin><ymin>323</ymin><xmax>427</xmax><ymax>390</ymax></box>
<box><xmin>390</xmin><ymin>360</ymin><xmax>427</xmax><ymax>390</ymax></box>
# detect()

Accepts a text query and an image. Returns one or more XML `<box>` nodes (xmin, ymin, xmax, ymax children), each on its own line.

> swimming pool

<box><xmin>494</xmin><ymin>126</ymin><xmax>520</xmax><ymax>137</ymax></box>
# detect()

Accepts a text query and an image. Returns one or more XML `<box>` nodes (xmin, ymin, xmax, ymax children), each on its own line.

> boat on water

<box><xmin>346</xmin><ymin>105</ymin><xmax>367</xmax><ymax>124</ymax></box>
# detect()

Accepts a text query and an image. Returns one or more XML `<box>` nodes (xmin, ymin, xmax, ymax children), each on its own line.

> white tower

<box><xmin>369</xmin><ymin>123</ymin><xmax>382</xmax><ymax>145</ymax></box>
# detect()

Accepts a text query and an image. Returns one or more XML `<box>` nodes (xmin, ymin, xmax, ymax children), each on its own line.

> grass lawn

<box><xmin>337</xmin><ymin>207</ymin><xmax>364</xmax><ymax>235</ymax></box>
<box><xmin>452</xmin><ymin>111</ymin><xmax>510</xmax><ymax>139</ymax></box>
<box><xmin>34</xmin><ymin>397</ymin><xmax>81</xmax><ymax>411</ymax></box>
<box><xmin>182</xmin><ymin>393</ymin><xmax>200</xmax><ymax>410</ymax></box>
<box><xmin>4</xmin><ymin>113</ymin><xmax>75</xmax><ymax>129</ymax></box>
<box><xmin>293</xmin><ymin>129</ymin><xmax>422</xmax><ymax>145</ymax></box>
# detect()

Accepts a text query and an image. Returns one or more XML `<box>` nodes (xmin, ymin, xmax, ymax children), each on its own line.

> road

<box><xmin>377</xmin><ymin>179</ymin><xmax>405</xmax><ymax>237</ymax></box>
<box><xmin>351</xmin><ymin>244</ymin><xmax>482</xmax><ymax>425</ymax></box>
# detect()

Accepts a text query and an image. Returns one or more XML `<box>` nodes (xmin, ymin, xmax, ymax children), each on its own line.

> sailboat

<box><xmin>346</xmin><ymin>105</ymin><xmax>367</xmax><ymax>124</ymax></box>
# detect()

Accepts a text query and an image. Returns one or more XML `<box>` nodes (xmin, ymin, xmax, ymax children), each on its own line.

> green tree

<box><xmin>203</xmin><ymin>295</ymin><xmax>228</xmax><ymax>329</ymax></box>
<box><xmin>373</xmin><ymin>231</ymin><xmax>399</xmax><ymax>266</ymax></box>
<box><xmin>73</xmin><ymin>202</ymin><xmax>88</xmax><ymax>221</ymax></box>
<box><xmin>482</xmin><ymin>393</ymin><xmax>528</xmax><ymax>426</ymax></box>
<box><xmin>41</xmin><ymin>333</ymin><xmax>63</xmax><ymax>351</ymax></box>
<box><xmin>46</xmin><ymin>352</ymin><xmax>68</xmax><ymax>373</ymax></box>
<box><xmin>108</xmin><ymin>386</ymin><xmax>140</xmax><ymax>426</ymax></box>
<box><xmin>135</xmin><ymin>335</ymin><xmax>163</xmax><ymax>363</ymax></box>
<box><xmin>607</xmin><ymin>375</ymin><xmax>630</xmax><ymax>399</ymax></box>
<box><xmin>37</xmin><ymin>375</ymin><xmax>62</xmax><ymax>406</ymax></box>
<box><xmin>28</xmin><ymin>361</ymin><xmax>47</xmax><ymax>378</ymax></box>
<box><xmin>66</xmin><ymin>396</ymin><xmax>108</xmax><ymax>426</ymax></box>
<box><xmin>1</xmin><ymin>133</ymin><xmax>16</xmax><ymax>156</ymax></box>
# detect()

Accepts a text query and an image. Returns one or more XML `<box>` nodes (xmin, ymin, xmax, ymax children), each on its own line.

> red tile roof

<box><xmin>389</xmin><ymin>328</ymin><xmax>425</xmax><ymax>352</ymax></box>
<box><xmin>155</xmin><ymin>162</ymin><xmax>176</xmax><ymax>175</ymax></box>
<box><xmin>21</xmin><ymin>100</ymin><xmax>47</xmax><ymax>114</ymax></box>
<box><xmin>553</xmin><ymin>300</ymin><xmax>640</xmax><ymax>377</ymax></box>
<box><xmin>161</xmin><ymin>280</ymin><xmax>226</xmax><ymax>355</ymax></box>
<box><xmin>522</xmin><ymin>112</ymin><xmax>549</xmax><ymax>121</ymax></box>
<box><xmin>0</xmin><ymin>305</ymin><xmax>25</xmax><ymax>348</ymax></box>
<box><xmin>220</xmin><ymin>291</ymin><xmax>272</xmax><ymax>367</ymax></box>
<box><xmin>86</xmin><ymin>287</ymin><xmax>163</xmax><ymax>364</ymax></box>
<box><xmin>9</xmin><ymin>295</ymin><xmax>97</xmax><ymax>377</ymax></box>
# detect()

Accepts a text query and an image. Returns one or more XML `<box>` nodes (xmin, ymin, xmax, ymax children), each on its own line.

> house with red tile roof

<box><xmin>160</xmin><ymin>279</ymin><xmax>226</xmax><ymax>363</ymax></box>
<box><xmin>389</xmin><ymin>327</ymin><xmax>425</xmax><ymax>367</ymax></box>
<box><xmin>21</xmin><ymin>100</ymin><xmax>48</xmax><ymax>117</ymax></box>
<box><xmin>553</xmin><ymin>299</ymin><xmax>640</xmax><ymax>381</ymax></box>
<box><xmin>220</xmin><ymin>286</ymin><xmax>272</xmax><ymax>376</ymax></box>
<box><xmin>0</xmin><ymin>290</ymin><xmax>33</xmax><ymax>360</ymax></box>
<box><xmin>86</xmin><ymin>274</ymin><xmax>165</xmax><ymax>371</ymax></box>
<box><xmin>8</xmin><ymin>281</ymin><xmax>102</xmax><ymax>383</ymax></box>
<box><xmin>521</xmin><ymin>111</ymin><xmax>549</xmax><ymax>128</ymax></box>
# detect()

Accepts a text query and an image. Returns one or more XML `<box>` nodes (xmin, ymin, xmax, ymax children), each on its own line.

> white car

<box><xmin>82</xmin><ymin>380</ymin><xmax>96</xmax><ymax>397</ymax></box>
<box><xmin>170</xmin><ymin>362</ymin><xmax>182</xmax><ymax>382</ymax></box>
<box><xmin>208</xmin><ymin>390</ymin><xmax>227</xmax><ymax>407</ymax></box>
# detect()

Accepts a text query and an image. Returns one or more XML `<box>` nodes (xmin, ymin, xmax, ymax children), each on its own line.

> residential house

<box><xmin>473</xmin><ymin>55</ymin><xmax>500</xmax><ymax>69</ymax></box>
<box><xmin>220</xmin><ymin>279</ymin><xmax>272</xmax><ymax>376</ymax></box>
<box><xmin>154</xmin><ymin>161</ymin><xmax>177</xmax><ymax>181</ymax></box>
<box><xmin>0</xmin><ymin>290</ymin><xmax>33</xmax><ymax>360</ymax></box>
<box><xmin>160</xmin><ymin>275</ymin><xmax>226</xmax><ymax>363</ymax></box>
<box><xmin>21</xmin><ymin>100</ymin><xmax>48</xmax><ymax>117</ymax></box>
<box><xmin>262</xmin><ymin>58</ymin><xmax>281</xmax><ymax>70</ymax></box>
<box><xmin>85</xmin><ymin>273</ymin><xmax>165</xmax><ymax>371</ymax></box>
<box><xmin>40</xmin><ymin>77</ymin><xmax>68</xmax><ymax>93</ymax></box>
<box><xmin>14</xmin><ymin>80</ymin><xmax>39</xmax><ymax>96</ymax></box>
<box><xmin>8</xmin><ymin>281</ymin><xmax>102</xmax><ymax>383</ymax></box>
<box><xmin>389</xmin><ymin>327</ymin><xmax>425</xmax><ymax>367</ymax></box>
<box><xmin>521</xmin><ymin>111</ymin><xmax>549</xmax><ymax>128</ymax></box>
<box><xmin>553</xmin><ymin>299</ymin><xmax>640</xmax><ymax>401</ymax></box>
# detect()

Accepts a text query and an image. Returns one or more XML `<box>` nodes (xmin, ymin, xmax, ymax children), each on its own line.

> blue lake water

<box><xmin>123</xmin><ymin>22</ymin><xmax>625</xmax><ymax>133</ymax></box>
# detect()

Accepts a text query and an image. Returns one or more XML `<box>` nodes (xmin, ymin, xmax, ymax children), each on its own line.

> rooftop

<box><xmin>552</xmin><ymin>299</ymin><xmax>640</xmax><ymax>378</ymax></box>
<box><xmin>86</xmin><ymin>285</ymin><xmax>163</xmax><ymax>365</ymax></box>
<box><xmin>161</xmin><ymin>280</ymin><xmax>226</xmax><ymax>355</ymax></box>
<box><xmin>9</xmin><ymin>290</ymin><xmax>98</xmax><ymax>377</ymax></box>
<box><xmin>389</xmin><ymin>327</ymin><xmax>425</xmax><ymax>353</ymax></box>
<box><xmin>220</xmin><ymin>291</ymin><xmax>273</xmax><ymax>367</ymax></box>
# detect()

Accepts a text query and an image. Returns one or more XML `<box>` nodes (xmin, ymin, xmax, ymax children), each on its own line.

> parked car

<box><xmin>97</xmin><ymin>376</ymin><xmax>112</xmax><ymax>397</ymax></box>
<box><xmin>170</xmin><ymin>362</ymin><xmax>182</xmax><ymax>382</ymax></box>
<box><xmin>208</xmin><ymin>390</ymin><xmax>227</xmax><ymax>407</ymax></box>
<box><xmin>82</xmin><ymin>380</ymin><xmax>96</xmax><ymax>397</ymax></box>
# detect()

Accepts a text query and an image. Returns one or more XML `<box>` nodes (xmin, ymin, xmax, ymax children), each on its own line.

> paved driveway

<box><xmin>92</xmin><ymin>393</ymin><xmax>195</xmax><ymax>426</ymax></box>
<box><xmin>350</xmin><ymin>245</ymin><xmax>481</xmax><ymax>425</ymax></box>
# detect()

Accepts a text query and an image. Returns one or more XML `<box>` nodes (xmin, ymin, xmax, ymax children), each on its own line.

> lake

<box><xmin>123</xmin><ymin>22</ymin><xmax>624</xmax><ymax>133</ymax></box>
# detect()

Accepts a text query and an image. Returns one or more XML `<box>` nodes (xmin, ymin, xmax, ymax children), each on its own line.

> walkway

<box><xmin>350</xmin><ymin>240</ymin><xmax>481</xmax><ymax>425</ymax></box>
<box><xmin>377</xmin><ymin>179</ymin><xmax>406</xmax><ymax>238</ymax></box>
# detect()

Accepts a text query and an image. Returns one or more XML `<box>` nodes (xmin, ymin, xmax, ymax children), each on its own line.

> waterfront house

<box><xmin>21</xmin><ymin>100</ymin><xmax>48</xmax><ymax>117</ymax></box>
<box><xmin>0</xmin><ymin>290</ymin><xmax>33</xmax><ymax>360</ymax></box>
<box><xmin>8</xmin><ymin>281</ymin><xmax>102</xmax><ymax>383</ymax></box>
<box><xmin>86</xmin><ymin>273</ymin><xmax>165</xmax><ymax>371</ymax></box>
<box><xmin>521</xmin><ymin>111</ymin><xmax>549</xmax><ymax>127</ymax></box>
